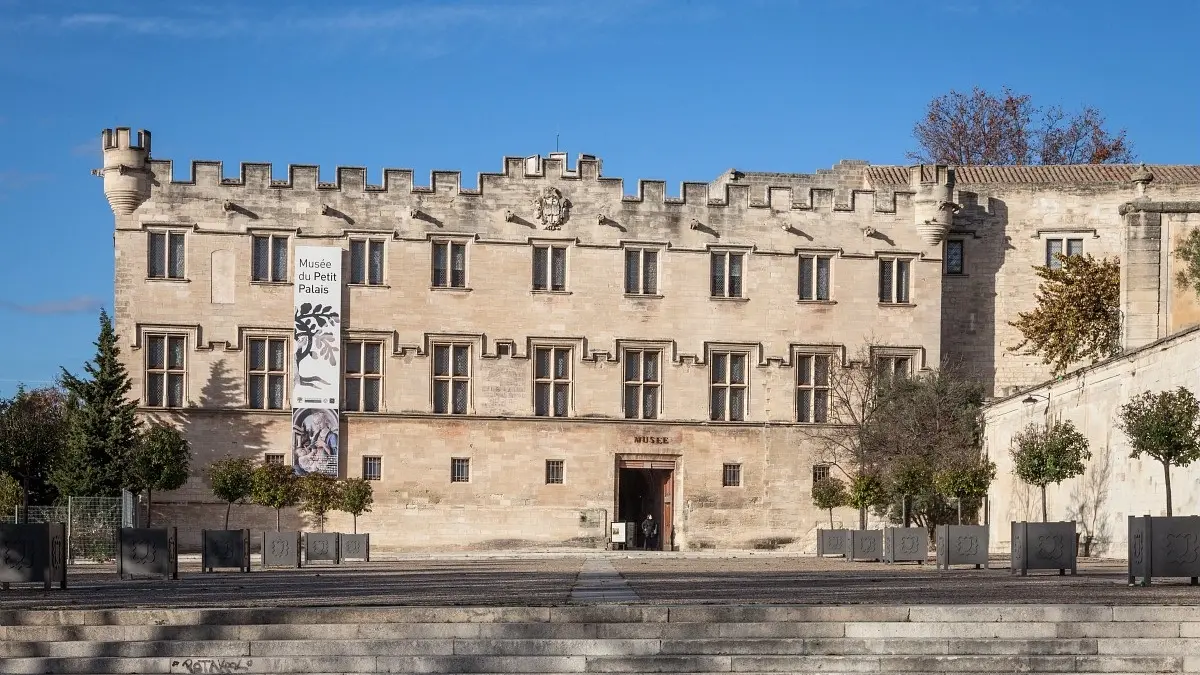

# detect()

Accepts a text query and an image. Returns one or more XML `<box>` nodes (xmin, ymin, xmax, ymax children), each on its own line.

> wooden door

<box><xmin>661</xmin><ymin>470</ymin><xmax>674</xmax><ymax>551</ymax></box>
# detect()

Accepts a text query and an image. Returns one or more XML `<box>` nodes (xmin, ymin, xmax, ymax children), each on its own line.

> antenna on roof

<box><xmin>556</xmin><ymin>131</ymin><xmax>560</xmax><ymax>152</ymax></box>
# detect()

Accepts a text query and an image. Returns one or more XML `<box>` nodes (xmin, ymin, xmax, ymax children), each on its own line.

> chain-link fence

<box><xmin>2</xmin><ymin>497</ymin><xmax>124</xmax><ymax>562</ymax></box>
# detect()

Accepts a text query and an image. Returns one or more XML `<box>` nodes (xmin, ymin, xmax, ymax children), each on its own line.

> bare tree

<box><xmin>909</xmin><ymin>87</ymin><xmax>1134</xmax><ymax>166</ymax></box>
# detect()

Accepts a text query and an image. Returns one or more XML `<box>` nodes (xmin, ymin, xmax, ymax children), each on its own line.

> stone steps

<box><xmin>2</xmin><ymin>605</ymin><xmax>1200</xmax><ymax>673</ymax></box>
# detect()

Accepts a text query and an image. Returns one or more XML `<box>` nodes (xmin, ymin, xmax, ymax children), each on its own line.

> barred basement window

<box><xmin>879</xmin><ymin>258</ymin><xmax>911</xmax><ymax>304</ymax></box>
<box><xmin>623</xmin><ymin>349</ymin><xmax>661</xmax><ymax>420</ymax></box>
<box><xmin>251</xmin><ymin>234</ymin><xmax>289</xmax><ymax>282</ymax></box>
<box><xmin>248</xmin><ymin>337</ymin><xmax>287</xmax><ymax>410</ymax></box>
<box><xmin>945</xmin><ymin>240</ymin><xmax>965</xmax><ymax>275</ymax></box>
<box><xmin>1045</xmin><ymin>237</ymin><xmax>1084</xmax><ymax>269</ymax></box>
<box><xmin>812</xmin><ymin>464</ymin><xmax>830</xmax><ymax>484</ymax></box>
<box><xmin>532</xmin><ymin>245</ymin><xmax>567</xmax><ymax>291</ymax></box>
<box><xmin>349</xmin><ymin>239</ymin><xmax>385</xmax><ymax>285</ymax></box>
<box><xmin>710</xmin><ymin>251</ymin><xmax>744</xmax><ymax>298</ymax></box>
<box><xmin>363</xmin><ymin>456</ymin><xmax>382</xmax><ymax>481</ymax></box>
<box><xmin>148</xmin><ymin>231</ymin><xmax>186</xmax><ymax>279</ymax></box>
<box><xmin>432</xmin><ymin>240</ymin><xmax>467</xmax><ymax>288</ymax></box>
<box><xmin>534</xmin><ymin>347</ymin><xmax>571</xmax><ymax>417</ymax></box>
<box><xmin>710</xmin><ymin>351</ymin><xmax>748</xmax><ymax>421</ymax></box>
<box><xmin>798</xmin><ymin>255</ymin><xmax>831</xmax><ymax>301</ymax></box>
<box><xmin>146</xmin><ymin>334</ymin><xmax>186</xmax><ymax>408</ymax></box>
<box><xmin>722</xmin><ymin>463</ymin><xmax>742</xmax><ymax>487</ymax></box>
<box><xmin>345</xmin><ymin>341</ymin><xmax>383</xmax><ymax>412</ymax></box>
<box><xmin>265</xmin><ymin>454</ymin><xmax>284</xmax><ymax>466</ymax></box>
<box><xmin>451</xmin><ymin>458</ymin><xmax>470</xmax><ymax>483</ymax></box>
<box><xmin>796</xmin><ymin>354</ymin><xmax>830</xmax><ymax>424</ymax></box>
<box><xmin>433</xmin><ymin>344</ymin><xmax>470</xmax><ymax>414</ymax></box>
<box><xmin>624</xmin><ymin>249</ymin><xmax>659</xmax><ymax>295</ymax></box>
<box><xmin>545</xmin><ymin>460</ymin><xmax>564</xmax><ymax>485</ymax></box>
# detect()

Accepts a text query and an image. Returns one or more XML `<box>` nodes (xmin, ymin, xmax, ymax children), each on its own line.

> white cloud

<box><xmin>0</xmin><ymin>295</ymin><xmax>104</xmax><ymax>315</ymax></box>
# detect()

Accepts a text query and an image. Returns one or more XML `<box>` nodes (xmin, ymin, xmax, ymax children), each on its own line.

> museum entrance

<box><xmin>616</xmin><ymin>458</ymin><xmax>675</xmax><ymax>551</ymax></box>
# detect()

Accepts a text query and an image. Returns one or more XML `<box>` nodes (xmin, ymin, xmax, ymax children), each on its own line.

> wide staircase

<box><xmin>0</xmin><ymin>604</ymin><xmax>1197</xmax><ymax>673</ymax></box>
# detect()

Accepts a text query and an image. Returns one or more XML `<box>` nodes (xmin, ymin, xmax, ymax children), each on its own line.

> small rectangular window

<box><xmin>363</xmin><ymin>456</ymin><xmax>382</xmax><ymax>481</ymax></box>
<box><xmin>798</xmin><ymin>256</ymin><xmax>832</xmax><ymax>301</ymax></box>
<box><xmin>879</xmin><ymin>258</ymin><xmax>911</xmax><ymax>304</ymax></box>
<box><xmin>812</xmin><ymin>464</ymin><xmax>830</xmax><ymax>484</ymax></box>
<box><xmin>248</xmin><ymin>337</ymin><xmax>287</xmax><ymax>410</ymax></box>
<box><xmin>148</xmin><ymin>231</ymin><xmax>186</xmax><ymax>279</ymax></box>
<box><xmin>945</xmin><ymin>240</ymin><xmax>964</xmax><ymax>275</ymax></box>
<box><xmin>710</xmin><ymin>252</ymin><xmax>744</xmax><ymax>298</ymax></box>
<box><xmin>710</xmin><ymin>351</ymin><xmax>748</xmax><ymax>421</ymax></box>
<box><xmin>451</xmin><ymin>458</ymin><xmax>470</xmax><ymax>483</ymax></box>
<box><xmin>345</xmin><ymin>340</ymin><xmax>383</xmax><ymax>412</ymax></box>
<box><xmin>533</xmin><ymin>245</ymin><xmax>567</xmax><ymax>291</ymax></box>
<box><xmin>1046</xmin><ymin>238</ymin><xmax>1064</xmax><ymax>269</ymax></box>
<box><xmin>350</xmin><ymin>239</ymin><xmax>385</xmax><ymax>285</ymax></box>
<box><xmin>533</xmin><ymin>347</ymin><xmax>571</xmax><ymax>417</ymax></box>
<box><xmin>433</xmin><ymin>344</ymin><xmax>470</xmax><ymax>414</ymax></box>
<box><xmin>624</xmin><ymin>249</ymin><xmax>659</xmax><ymax>295</ymax></box>
<box><xmin>433</xmin><ymin>241</ymin><xmax>467</xmax><ymax>288</ymax></box>
<box><xmin>545</xmin><ymin>459</ymin><xmax>564</xmax><ymax>485</ymax></box>
<box><xmin>252</xmin><ymin>235</ymin><xmax>289</xmax><ymax>282</ymax></box>
<box><xmin>623</xmin><ymin>349</ymin><xmax>661</xmax><ymax>420</ymax></box>
<box><xmin>265</xmin><ymin>453</ymin><xmax>285</xmax><ymax>466</ymax></box>
<box><xmin>722</xmin><ymin>463</ymin><xmax>742</xmax><ymax>487</ymax></box>
<box><xmin>146</xmin><ymin>334</ymin><xmax>186</xmax><ymax>408</ymax></box>
<box><xmin>876</xmin><ymin>355</ymin><xmax>912</xmax><ymax>383</ymax></box>
<box><xmin>1067</xmin><ymin>238</ymin><xmax>1084</xmax><ymax>257</ymax></box>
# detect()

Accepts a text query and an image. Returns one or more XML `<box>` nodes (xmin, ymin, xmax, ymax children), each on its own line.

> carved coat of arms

<box><xmin>533</xmin><ymin>187</ymin><xmax>570</xmax><ymax>230</ymax></box>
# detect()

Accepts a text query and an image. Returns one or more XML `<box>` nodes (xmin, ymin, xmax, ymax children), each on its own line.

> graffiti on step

<box><xmin>172</xmin><ymin>659</ymin><xmax>252</xmax><ymax>674</ymax></box>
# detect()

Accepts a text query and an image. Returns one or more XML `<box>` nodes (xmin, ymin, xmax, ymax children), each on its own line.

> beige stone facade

<box><xmin>100</xmin><ymin>127</ymin><xmax>1200</xmax><ymax>551</ymax></box>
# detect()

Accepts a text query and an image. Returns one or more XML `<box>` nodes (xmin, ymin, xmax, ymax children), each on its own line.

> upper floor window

<box><xmin>625</xmin><ymin>249</ymin><xmax>659</xmax><ymax>295</ymax></box>
<box><xmin>146</xmin><ymin>333</ymin><xmax>186</xmax><ymax>408</ymax></box>
<box><xmin>796</xmin><ymin>354</ymin><xmax>831</xmax><ymax>424</ymax></box>
<box><xmin>875</xmin><ymin>354</ymin><xmax>912</xmax><ymax>381</ymax></box>
<box><xmin>349</xmin><ymin>239</ymin><xmax>385</xmax><ymax>285</ymax></box>
<box><xmin>945</xmin><ymin>240</ymin><xmax>965</xmax><ymax>276</ymax></box>
<box><xmin>432</xmin><ymin>240</ymin><xmax>467</xmax><ymax>288</ymax></box>
<box><xmin>534</xmin><ymin>346</ymin><xmax>571</xmax><ymax>417</ymax></box>
<box><xmin>879</xmin><ymin>258</ymin><xmax>911</xmax><ymax>304</ymax></box>
<box><xmin>248</xmin><ymin>337</ymin><xmax>287</xmax><ymax>410</ymax></box>
<box><xmin>623</xmin><ymin>349</ymin><xmax>661</xmax><ymax>420</ymax></box>
<box><xmin>710</xmin><ymin>251</ymin><xmax>744</xmax><ymax>298</ymax></box>
<box><xmin>799</xmin><ymin>255</ymin><xmax>832</xmax><ymax>301</ymax></box>
<box><xmin>532</xmin><ymin>245</ymin><xmax>567</xmax><ymax>292</ymax></box>
<box><xmin>710</xmin><ymin>351</ymin><xmax>748</xmax><ymax>421</ymax></box>
<box><xmin>148</xmin><ymin>231</ymin><xmax>185</xmax><ymax>279</ymax></box>
<box><xmin>252</xmin><ymin>234</ymin><xmax>288</xmax><ymax>282</ymax></box>
<box><xmin>345</xmin><ymin>340</ymin><xmax>382</xmax><ymax>412</ymax></box>
<box><xmin>1046</xmin><ymin>237</ymin><xmax>1083</xmax><ymax>269</ymax></box>
<box><xmin>433</xmin><ymin>344</ymin><xmax>470</xmax><ymax>414</ymax></box>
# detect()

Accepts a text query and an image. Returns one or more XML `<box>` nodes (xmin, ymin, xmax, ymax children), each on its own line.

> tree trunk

<box><xmin>858</xmin><ymin>506</ymin><xmax>866</xmax><ymax>530</ymax></box>
<box><xmin>146</xmin><ymin>489</ymin><xmax>153</xmax><ymax>527</ymax></box>
<box><xmin>353</xmin><ymin>514</ymin><xmax>358</xmax><ymax>534</ymax></box>
<box><xmin>224</xmin><ymin>502</ymin><xmax>231</xmax><ymax>529</ymax></box>
<box><xmin>275</xmin><ymin>508</ymin><xmax>281</xmax><ymax>532</ymax></box>
<box><xmin>1041</xmin><ymin>485</ymin><xmax>1048</xmax><ymax>523</ymax></box>
<box><xmin>1164</xmin><ymin>462</ymin><xmax>1174</xmax><ymax>517</ymax></box>
<box><xmin>20</xmin><ymin>476</ymin><xmax>29</xmax><ymax>524</ymax></box>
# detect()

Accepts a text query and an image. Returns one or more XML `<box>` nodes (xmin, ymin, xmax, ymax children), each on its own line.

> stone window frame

<box><xmin>451</xmin><ymin>457</ymin><xmax>471</xmax><ymax>483</ymax></box>
<box><xmin>431</xmin><ymin>236</ymin><xmax>470</xmax><ymax>290</ymax></box>
<box><xmin>432</xmin><ymin>342</ymin><xmax>472</xmax><ymax>415</ymax></box>
<box><xmin>362</xmin><ymin>455</ymin><xmax>382</xmax><ymax>481</ymax></box>
<box><xmin>794</xmin><ymin>347</ymin><xmax>836</xmax><ymax>425</ymax></box>
<box><xmin>344</xmin><ymin>339</ymin><xmax>384</xmax><ymax>413</ymax></box>
<box><xmin>877</xmin><ymin>255</ymin><xmax>914</xmax><ymax>305</ymax></box>
<box><xmin>246</xmin><ymin>335</ymin><xmax>289</xmax><ymax>410</ymax></box>
<box><xmin>708</xmin><ymin>247</ymin><xmax>750</xmax><ymax>300</ymax></box>
<box><xmin>348</xmin><ymin>237</ymin><xmax>386</xmax><ymax>286</ymax></box>
<box><xmin>545</xmin><ymin>459</ymin><xmax>565</xmax><ymax>485</ymax></box>
<box><xmin>623</xmin><ymin>244</ymin><xmax>663</xmax><ymax>297</ymax></box>
<box><xmin>622</xmin><ymin>344</ymin><xmax>666</xmax><ymax>420</ymax></box>
<box><xmin>707</xmin><ymin>345</ymin><xmax>753</xmax><ymax>422</ymax></box>
<box><xmin>532</xmin><ymin>344</ymin><xmax>573</xmax><ymax>418</ymax></box>
<box><xmin>1045</xmin><ymin>236</ymin><xmax>1085</xmax><ymax>269</ymax></box>
<box><xmin>722</xmin><ymin>463</ymin><xmax>742</xmax><ymax>488</ymax></box>
<box><xmin>871</xmin><ymin>346</ymin><xmax>920</xmax><ymax>382</ymax></box>
<box><xmin>250</xmin><ymin>232</ymin><xmax>290</xmax><ymax>283</ymax></box>
<box><xmin>531</xmin><ymin>241</ymin><xmax>569</xmax><ymax>293</ymax></box>
<box><xmin>944</xmin><ymin>239</ymin><xmax>966</xmax><ymax>276</ymax></box>
<box><xmin>146</xmin><ymin>228</ymin><xmax>187</xmax><ymax>281</ymax></box>
<box><xmin>797</xmin><ymin>251</ymin><xmax>835</xmax><ymax>302</ymax></box>
<box><xmin>144</xmin><ymin>332</ymin><xmax>187</xmax><ymax>408</ymax></box>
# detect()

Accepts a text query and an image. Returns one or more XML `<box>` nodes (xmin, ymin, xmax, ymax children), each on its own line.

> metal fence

<box><xmin>2</xmin><ymin>497</ymin><xmax>124</xmax><ymax>562</ymax></box>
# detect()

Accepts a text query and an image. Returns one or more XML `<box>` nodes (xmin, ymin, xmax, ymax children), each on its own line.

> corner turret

<box><xmin>910</xmin><ymin>164</ymin><xmax>958</xmax><ymax>246</ymax></box>
<box><xmin>100</xmin><ymin>128</ymin><xmax>152</xmax><ymax>215</ymax></box>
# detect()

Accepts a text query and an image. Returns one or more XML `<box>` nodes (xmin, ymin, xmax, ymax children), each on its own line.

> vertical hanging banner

<box><xmin>292</xmin><ymin>246</ymin><xmax>342</xmax><ymax>476</ymax></box>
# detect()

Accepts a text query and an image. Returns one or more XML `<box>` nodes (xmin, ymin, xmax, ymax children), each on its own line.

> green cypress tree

<box><xmin>53</xmin><ymin>309</ymin><xmax>140</xmax><ymax>497</ymax></box>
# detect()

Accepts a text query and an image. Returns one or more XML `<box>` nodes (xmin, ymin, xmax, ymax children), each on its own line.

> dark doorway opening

<box><xmin>617</xmin><ymin>466</ymin><xmax>674</xmax><ymax>550</ymax></box>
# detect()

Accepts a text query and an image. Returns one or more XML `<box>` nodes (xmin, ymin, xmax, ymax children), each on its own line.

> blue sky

<box><xmin>0</xmin><ymin>0</ymin><xmax>1197</xmax><ymax>396</ymax></box>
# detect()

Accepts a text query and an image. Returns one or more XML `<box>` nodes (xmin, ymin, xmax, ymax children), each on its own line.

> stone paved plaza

<box><xmin>1</xmin><ymin>553</ymin><xmax>1197</xmax><ymax>611</ymax></box>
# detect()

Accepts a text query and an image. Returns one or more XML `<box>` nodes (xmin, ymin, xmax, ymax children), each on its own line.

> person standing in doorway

<box><xmin>641</xmin><ymin>514</ymin><xmax>658</xmax><ymax>551</ymax></box>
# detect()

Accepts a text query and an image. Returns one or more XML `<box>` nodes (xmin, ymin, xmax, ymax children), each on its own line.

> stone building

<box><xmin>98</xmin><ymin>127</ymin><xmax>1200</xmax><ymax>551</ymax></box>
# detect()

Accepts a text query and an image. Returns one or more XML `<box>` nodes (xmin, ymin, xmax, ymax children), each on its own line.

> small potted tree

<box><xmin>338</xmin><ymin>478</ymin><xmax>373</xmax><ymax>562</ymax></box>
<box><xmin>1009</xmin><ymin>420</ymin><xmax>1089</xmax><ymax>575</ymax></box>
<box><xmin>201</xmin><ymin>455</ymin><xmax>254</xmax><ymax>573</ymax></box>
<box><xmin>812</xmin><ymin>476</ymin><xmax>848</xmax><ymax>556</ymax></box>
<box><xmin>1118</xmin><ymin>387</ymin><xmax>1200</xmax><ymax>585</ymax></box>
<box><xmin>845</xmin><ymin>473</ymin><xmax>887</xmax><ymax>561</ymax></box>
<box><xmin>251</xmin><ymin>462</ymin><xmax>301</xmax><ymax>568</ymax></box>
<box><xmin>299</xmin><ymin>473</ymin><xmax>343</xmax><ymax>564</ymax></box>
